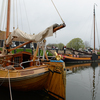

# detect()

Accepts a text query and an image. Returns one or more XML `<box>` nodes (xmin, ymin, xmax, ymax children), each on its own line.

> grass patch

<box><xmin>11</xmin><ymin>48</ymin><xmax>53</xmax><ymax>56</ymax></box>
<box><xmin>97</xmin><ymin>52</ymin><xmax>100</xmax><ymax>55</ymax></box>
<box><xmin>12</xmin><ymin>48</ymin><xmax>24</xmax><ymax>54</ymax></box>
<box><xmin>46</xmin><ymin>50</ymin><xmax>53</xmax><ymax>56</ymax></box>
<box><xmin>0</xmin><ymin>48</ymin><xmax>2</xmax><ymax>51</ymax></box>
<box><xmin>26</xmin><ymin>49</ymin><xmax>32</xmax><ymax>53</ymax></box>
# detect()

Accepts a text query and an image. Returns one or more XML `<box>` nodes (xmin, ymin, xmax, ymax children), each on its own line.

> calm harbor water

<box><xmin>0</xmin><ymin>62</ymin><xmax>100</xmax><ymax>100</ymax></box>
<box><xmin>66</xmin><ymin>62</ymin><xmax>100</xmax><ymax>100</ymax></box>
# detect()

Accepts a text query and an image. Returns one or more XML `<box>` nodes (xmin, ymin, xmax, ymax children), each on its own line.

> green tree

<box><xmin>58</xmin><ymin>43</ymin><xmax>64</xmax><ymax>49</ymax></box>
<box><xmin>66</xmin><ymin>38</ymin><xmax>85</xmax><ymax>50</ymax></box>
<box><xmin>47</xmin><ymin>43</ymin><xmax>64</xmax><ymax>49</ymax></box>
<box><xmin>47</xmin><ymin>43</ymin><xmax>58</xmax><ymax>48</ymax></box>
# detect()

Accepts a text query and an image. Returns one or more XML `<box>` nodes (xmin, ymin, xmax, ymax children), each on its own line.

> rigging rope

<box><xmin>13</xmin><ymin>0</ymin><xmax>15</xmax><ymax>30</ymax></box>
<box><xmin>3</xmin><ymin>1</ymin><xmax>7</xmax><ymax>32</ymax></box>
<box><xmin>23</xmin><ymin>0</ymin><xmax>31</xmax><ymax>34</ymax></box>
<box><xmin>90</xmin><ymin>23</ymin><xmax>93</xmax><ymax>48</ymax></box>
<box><xmin>95</xmin><ymin>18</ymin><xmax>100</xmax><ymax>49</ymax></box>
<box><xmin>19</xmin><ymin>0</ymin><xmax>23</xmax><ymax>31</ymax></box>
<box><xmin>8</xmin><ymin>70</ymin><xmax>13</xmax><ymax>100</ymax></box>
<box><xmin>16</xmin><ymin>0</ymin><xmax>18</xmax><ymax>28</ymax></box>
<box><xmin>51</xmin><ymin>0</ymin><xmax>64</xmax><ymax>23</ymax></box>
<box><xmin>0</xmin><ymin>0</ymin><xmax>5</xmax><ymax>30</ymax></box>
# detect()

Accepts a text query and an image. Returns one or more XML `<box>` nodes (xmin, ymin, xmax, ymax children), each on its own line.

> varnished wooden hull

<box><xmin>0</xmin><ymin>72</ymin><xmax>49</xmax><ymax>91</ymax></box>
<box><xmin>0</xmin><ymin>66</ymin><xmax>49</xmax><ymax>91</ymax></box>
<box><xmin>0</xmin><ymin>60</ymin><xmax>66</xmax><ymax>100</ymax></box>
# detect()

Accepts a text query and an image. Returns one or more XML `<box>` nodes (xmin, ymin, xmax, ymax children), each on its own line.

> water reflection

<box><xmin>66</xmin><ymin>63</ymin><xmax>100</xmax><ymax>100</ymax></box>
<box><xmin>0</xmin><ymin>87</ymin><xmax>57</xmax><ymax>100</ymax></box>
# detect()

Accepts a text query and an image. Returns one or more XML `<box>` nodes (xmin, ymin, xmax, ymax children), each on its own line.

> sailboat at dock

<box><xmin>0</xmin><ymin>0</ymin><xmax>66</xmax><ymax>100</ymax></box>
<box><xmin>58</xmin><ymin>4</ymin><xmax>100</xmax><ymax>63</ymax></box>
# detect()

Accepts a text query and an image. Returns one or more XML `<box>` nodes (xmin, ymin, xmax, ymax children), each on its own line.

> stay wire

<box><xmin>95</xmin><ymin>18</ymin><xmax>100</xmax><ymax>49</ymax></box>
<box><xmin>90</xmin><ymin>22</ymin><xmax>93</xmax><ymax>47</ymax></box>
<box><xmin>16</xmin><ymin>0</ymin><xmax>18</xmax><ymax>28</ymax></box>
<box><xmin>19</xmin><ymin>0</ymin><xmax>23</xmax><ymax>31</ymax></box>
<box><xmin>23</xmin><ymin>0</ymin><xmax>31</xmax><ymax>34</ymax></box>
<box><xmin>0</xmin><ymin>0</ymin><xmax>4</xmax><ymax>30</ymax></box>
<box><xmin>51</xmin><ymin>0</ymin><xmax>64</xmax><ymax>23</ymax></box>
<box><xmin>13</xmin><ymin>0</ymin><xmax>15</xmax><ymax>30</ymax></box>
<box><xmin>3</xmin><ymin>0</ymin><xmax>7</xmax><ymax>31</ymax></box>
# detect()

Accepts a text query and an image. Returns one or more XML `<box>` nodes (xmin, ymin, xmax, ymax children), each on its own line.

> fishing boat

<box><xmin>0</xmin><ymin>0</ymin><xmax>66</xmax><ymax>100</ymax></box>
<box><xmin>58</xmin><ymin>4</ymin><xmax>100</xmax><ymax>64</ymax></box>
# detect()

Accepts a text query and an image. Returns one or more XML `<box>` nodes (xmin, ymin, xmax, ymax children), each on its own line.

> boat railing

<box><xmin>19</xmin><ymin>59</ymin><xmax>41</xmax><ymax>69</ymax></box>
<box><xmin>19</xmin><ymin>60</ymin><xmax>33</xmax><ymax>69</ymax></box>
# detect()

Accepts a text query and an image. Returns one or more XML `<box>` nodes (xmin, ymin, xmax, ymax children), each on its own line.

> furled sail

<box><xmin>6</xmin><ymin>24</ymin><xmax>55</xmax><ymax>45</ymax></box>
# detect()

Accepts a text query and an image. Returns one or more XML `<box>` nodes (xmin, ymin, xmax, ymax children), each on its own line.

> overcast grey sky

<box><xmin>0</xmin><ymin>0</ymin><xmax>100</xmax><ymax>49</ymax></box>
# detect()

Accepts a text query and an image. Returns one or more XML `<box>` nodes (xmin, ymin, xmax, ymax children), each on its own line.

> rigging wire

<box><xmin>16</xmin><ymin>0</ymin><xmax>18</xmax><ymax>28</ymax></box>
<box><xmin>19</xmin><ymin>0</ymin><xmax>23</xmax><ymax>31</ymax></box>
<box><xmin>3</xmin><ymin>1</ymin><xmax>7</xmax><ymax>32</ymax></box>
<box><xmin>23</xmin><ymin>0</ymin><xmax>31</xmax><ymax>34</ymax></box>
<box><xmin>95</xmin><ymin>18</ymin><xmax>100</xmax><ymax>49</ymax></box>
<box><xmin>51</xmin><ymin>0</ymin><xmax>64</xmax><ymax>23</ymax></box>
<box><xmin>90</xmin><ymin>22</ymin><xmax>93</xmax><ymax>48</ymax></box>
<box><xmin>4</xmin><ymin>0</ymin><xmax>7</xmax><ymax>42</ymax></box>
<box><xmin>0</xmin><ymin>0</ymin><xmax>5</xmax><ymax>30</ymax></box>
<box><xmin>13</xmin><ymin>0</ymin><xmax>15</xmax><ymax>30</ymax></box>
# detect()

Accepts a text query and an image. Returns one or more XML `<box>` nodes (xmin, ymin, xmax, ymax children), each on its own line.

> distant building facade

<box><xmin>0</xmin><ymin>30</ymin><xmax>36</xmax><ymax>48</ymax></box>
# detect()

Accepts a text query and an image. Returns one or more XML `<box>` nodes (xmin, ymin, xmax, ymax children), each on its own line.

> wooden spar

<box><xmin>6</xmin><ymin>0</ymin><xmax>11</xmax><ymax>39</ymax></box>
<box><xmin>8</xmin><ymin>41</ymin><xmax>32</xmax><ymax>52</ymax></box>
<box><xmin>53</xmin><ymin>23</ymin><xmax>66</xmax><ymax>32</ymax></box>
<box><xmin>33</xmin><ymin>45</ymin><xmax>39</xmax><ymax>61</ymax></box>
<box><xmin>45</xmin><ymin>52</ymin><xmax>49</xmax><ymax>61</ymax></box>
<box><xmin>7</xmin><ymin>23</ymin><xmax>66</xmax><ymax>52</ymax></box>
<box><xmin>93</xmin><ymin>5</ymin><xmax>95</xmax><ymax>52</ymax></box>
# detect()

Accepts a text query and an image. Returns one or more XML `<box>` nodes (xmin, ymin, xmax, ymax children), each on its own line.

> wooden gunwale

<box><xmin>64</xmin><ymin>55</ymin><xmax>91</xmax><ymax>60</ymax></box>
<box><xmin>0</xmin><ymin>65</ymin><xmax>49</xmax><ymax>78</ymax></box>
<box><xmin>0</xmin><ymin>72</ymin><xmax>49</xmax><ymax>91</ymax></box>
<box><xmin>0</xmin><ymin>70</ymin><xmax>49</xmax><ymax>82</ymax></box>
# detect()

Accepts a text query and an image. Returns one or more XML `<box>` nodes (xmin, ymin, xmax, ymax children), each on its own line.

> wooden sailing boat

<box><xmin>58</xmin><ymin>4</ymin><xmax>100</xmax><ymax>63</ymax></box>
<box><xmin>0</xmin><ymin>0</ymin><xmax>66</xmax><ymax>100</ymax></box>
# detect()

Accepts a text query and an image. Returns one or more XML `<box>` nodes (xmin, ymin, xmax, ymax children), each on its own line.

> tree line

<box><xmin>47</xmin><ymin>38</ymin><xmax>91</xmax><ymax>50</ymax></box>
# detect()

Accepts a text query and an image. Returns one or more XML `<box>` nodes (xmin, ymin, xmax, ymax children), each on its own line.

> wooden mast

<box><xmin>93</xmin><ymin>4</ymin><xmax>95</xmax><ymax>52</ymax></box>
<box><xmin>6</xmin><ymin>0</ymin><xmax>11</xmax><ymax>39</ymax></box>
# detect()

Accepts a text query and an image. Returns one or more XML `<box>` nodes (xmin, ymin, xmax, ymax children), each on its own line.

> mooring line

<box><xmin>8</xmin><ymin>70</ymin><xmax>13</xmax><ymax>100</ymax></box>
<box><xmin>0</xmin><ymin>71</ymin><xmax>8</xmax><ymax>86</ymax></box>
